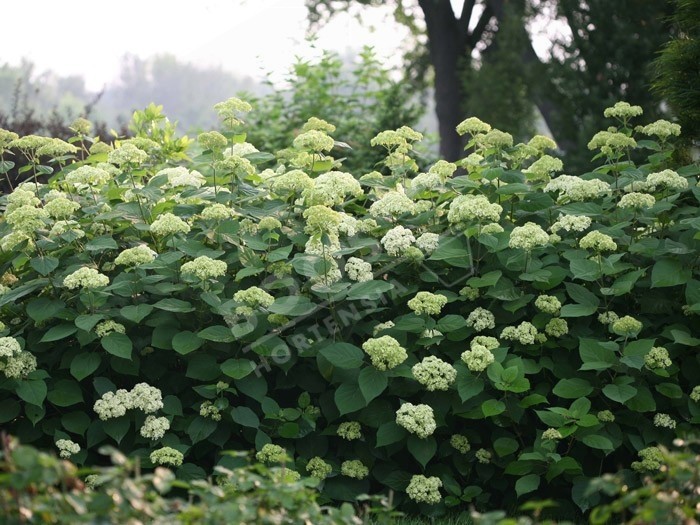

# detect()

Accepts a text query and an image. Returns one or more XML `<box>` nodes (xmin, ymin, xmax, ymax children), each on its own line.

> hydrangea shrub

<box><xmin>0</xmin><ymin>99</ymin><xmax>698</xmax><ymax>516</ymax></box>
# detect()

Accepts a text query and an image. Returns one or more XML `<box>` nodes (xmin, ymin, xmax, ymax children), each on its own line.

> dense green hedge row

<box><xmin>0</xmin><ymin>100</ymin><xmax>698</xmax><ymax>517</ymax></box>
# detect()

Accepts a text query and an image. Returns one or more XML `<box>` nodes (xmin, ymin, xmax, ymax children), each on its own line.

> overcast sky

<box><xmin>2</xmin><ymin>0</ymin><xmax>416</xmax><ymax>90</ymax></box>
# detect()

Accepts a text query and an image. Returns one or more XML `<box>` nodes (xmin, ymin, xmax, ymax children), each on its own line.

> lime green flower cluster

<box><xmin>545</xmin><ymin>318</ymin><xmax>569</xmax><ymax>338</ymax></box>
<box><xmin>340</xmin><ymin>460</ymin><xmax>369</xmax><ymax>479</ymax></box>
<box><xmin>603</xmin><ymin>101</ymin><xmax>643</xmax><ymax>120</ymax></box>
<box><xmin>150</xmin><ymin>447</ymin><xmax>184</xmax><ymax>467</ymax></box>
<box><xmin>644</xmin><ymin>346</ymin><xmax>672</xmax><ymax>369</ymax></box>
<box><xmin>476</xmin><ymin>129</ymin><xmax>513</xmax><ymax>149</ymax></box>
<box><xmin>372</xmin><ymin>321</ymin><xmax>395</xmax><ymax>336</ymax></box>
<box><xmin>258</xmin><ymin>217</ymin><xmax>282</xmax><ymax>231</ymax></box>
<box><xmin>598</xmin><ymin>311</ymin><xmax>619</xmax><ymax>325</ymax></box>
<box><xmin>459</xmin><ymin>286</ymin><xmax>480</xmax><ymax>300</ymax></box>
<box><xmin>598</xmin><ymin>410</ymin><xmax>615</xmax><ymax>423</ymax></box>
<box><xmin>509</xmin><ymin>222</ymin><xmax>549</xmax><ymax>251</ymax></box>
<box><xmin>214</xmin><ymin>155</ymin><xmax>255</xmax><ymax>176</ymax></box>
<box><xmin>551</xmin><ymin>214</ymin><xmax>592</xmax><ymax>235</ymax></box>
<box><xmin>639</xmin><ymin>119</ymin><xmax>681</xmax><ymax>140</ymax></box>
<box><xmin>0</xmin><ymin>336</ymin><xmax>36</xmax><ymax>379</ymax></box>
<box><xmin>645</xmin><ymin>169</ymin><xmax>688</xmax><ymax>192</ymax></box>
<box><xmin>456</xmin><ymin>116</ymin><xmax>491</xmax><ymax>136</ymax></box>
<box><xmin>140</xmin><ymin>415</ymin><xmax>170</xmax><ymax>440</ymax></box>
<box><xmin>528</xmin><ymin>135</ymin><xmax>557</xmax><ymax>151</ymax></box>
<box><xmin>369</xmin><ymin>190</ymin><xmax>417</xmax><ymax>218</ymax></box>
<box><xmin>302</xmin><ymin>171</ymin><xmax>363</xmax><ymax>206</ymax></box>
<box><xmin>461</xmin><ymin>343</ymin><xmax>496</xmax><ymax>372</ymax></box>
<box><xmin>56</xmin><ymin>439</ymin><xmax>81</xmax><ymax>458</ymax></box>
<box><xmin>35</xmin><ymin>138</ymin><xmax>78</xmax><ymax>158</ymax></box>
<box><xmin>412</xmin><ymin>356</ymin><xmax>457</xmax><ymax>391</ymax></box>
<box><xmin>213</xmin><ymin>97</ymin><xmax>252</xmax><ymax>128</ymax></box>
<box><xmin>362</xmin><ymin>335</ymin><xmax>408</xmax><ymax>370</ymax></box>
<box><xmin>587</xmin><ymin>130</ymin><xmax>637</xmax><ymax>156</ymax></box>
<box><xmin>466</xmin><ymin>307</ymin><xmax>495</xmax><ymax>332</ymax></box>
<box><xmin>150</xmin><ymin>213</ymin><xmax>191</xmax><ymax>236</ymax></box>
<box><xmin>63</xmin><ymin>267</ymin><xmax>109</xmax><ymax>289</ymax></box>
<box><xmin>44</xmin><ymin>197</ymin><xmax>80</xmax><ymax>219</ymax></box>
<box><xmin>381</xmin><ymin>225</ymin><xmax>416</xmax><ymax>256</ymax></box>
<box><xmin>5</xmin><ymin>205</ymin><xmax>48</xmax><ymax>233</ymax></box>
<box><xmin>631</xmin><ymin>446</ymin><xmax>663</xmax><ymax>472</ymax></box>
<box><xmin>158</xmin><ymin>166</ymin><xmax>206</xmax><ymax>189</ymax></box>
<box><xmin>233</xmin><ymin>286</ymin><xmax>274</xmax><ymax>316</ymax></box>
<box><xmin>293</xmin><ymin>129</ymin><xmax>335</xmax><ymax>153</ymax></box>
<box><xmin>579</xmin><ymin>230</ymin><xmax>617</xmax><ymax>252</ymax></box>
<box><xmin>406</xmin><ymin>475</ymin><xmax>443</xmax><ymax>504</ymax></box>
<box><xmin>120</xmin><ymin>137</ymin><xmax>160</xmax><ymax>154</ymax></box>
<box><xmin>303</xmin><ymin>205</ymin><xmax>342</xmax><ymax>236</ymax></box>
<box><xmin>95</xmin><ymin>320</ymin><xmax>126</xmax><ymax>338</ymax></box>
<box><xmin>108</xmin><ymin>143</ymin><xmax>148</xmax><ymax>166</ymax></box>
<box><xmin>447</xmin><ymin>194</ymin><xmax>502</xmax><ymax>225</ymax></box>
<box><xmin>545</xmin><ymin>175</ymin><xmax>611</xmax><ymax>202</ymax></box>
<box><xmin>344</xmin><ymin>257</ymin><xmax>373</xmax><ymax>282</ymax></box>
<box><xmin>523</xmin><ymin>155</ymin><xmax>563</xmax><ymax>180</ymax></box>
<box><xmin>200</xmin><ymin>203</ymin><xmax>237</xmax><ymax>221</ymax></box>
<box><xmin>542</xmin><ymin>428</ymin><xmax>563</xmax><ymax>441</ymax></box>
<box><xmin>500</xmin><ymin>321</ymin><xmax>538</xmax><ymax>345</ymax></box>
<box><xmin>475</xmin><ymin>448</ymin><xmax>492</xmax><ymax>464</ymax></box>
<box><xmin>256</xmin><ymin>444</ymin><xmax>289</xmax><ymax>464</ymax></box>
<box><xmin>535</xmin><ymin>295</ymin><xmax>562</xmax><ymax>315</ymax></box>
<box><xmin>415</xmin><ymin>233</ymin><xmax>440</xmax><ymax>254</ymax></box>
<box><xmin>93</xmin><ymin>383</ymin><xmax>163</xmax><ymax>420</ymax></box>
<box><xmin>200</xmin><ymin>401</ymin><xmax>222</xmax><ymax>421</ymax></box>
<box><xmin>450</xmin><ymin>434</ymin><xmax>471</xmax><ymax>453</ymax></box>
<box><xmin>612</xmin><ymin>315</ymin><xmax>642</xmax><ymax>336</ymax></box>
<box><xmin>306</xmin><ymin>456</ymin><xmax>332</xmax><ymax>479</ymax></box>
<box><xmin>690</xmin><ymin>386</ymin><xmax>700</xmax><ymax>402</ymax></box>
<box><xmin>337</xmin><ymin>421</ymin><xmax>362</xmax><ymax>441</ymax></box>
<box><xmin>396</xmin><ymin>403</ymin><xmax>436</xmax><ymax>438</ymax></box>
<box><xmin>6</xmin><ymin>188</ymin><xmax>40</xmax><ymax>212</ymax></box>
<box><xmin>64</xmin><ymin>166</ymin><xmax>112</xmax><ymax>191</ymax></box>
<box><xmin>181</xmin><ymin>256</ymin><xmax>227</xmax><ymax>281</ymax></box>
<box><xmin>407</xmin><ymin>292</ymin><xmax>448</xmax><ymax>316</ymax></box>
<box><xmin>618</xmin><ymin>192</ymin><xmax>656</xmax><ymax>209</ymax></box>
<box><xmin>653</xmin><ymin>413</ymin><xmax>676</xmax><ymax>429</ymax></box>
<box><xmin>303</xmin><ymin>117</ymin><xmax>336</xmax><ymax>133</ymax></box>
<box><xmin>115</xmin><ymin>245</ymin><xmax>157</xmax><ymax>267</ymax></box>
<box><xmin>269</xmin><ymin>169</ymin><xmax>314</xmax><ymax>194</ymax></box>
<box><xmin>198</xmin><ymin>130</ymin><xmax>228</xmax><ymax>151</ymax></box>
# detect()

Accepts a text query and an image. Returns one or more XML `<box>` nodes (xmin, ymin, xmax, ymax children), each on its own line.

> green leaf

<box><xmin>47</xmin><ymin>379</ymin><xmax>83</xmax><ymax>407</ymax></box>
<box><xmin>70</xmin><ymin>353</ymin><xmax>101</xmax><ymax>381</ymax></box>
<box><xmin>187</xmin><ymin>416</ymin><xmax>217</xmax><ymax>443</ymax></box>
<box><xmin>197</xmin><ymin>325</ymin><xmax>235</xmax><ymax>343</ymax></box>
<box><xmin>346</xmin><ymin>280</ymin><xmax>394</xmax><ymax>300</ymax></box>
<box><xmin>231</xmin><ymin>407</ymin><xmax>260</xmax><ymax>428</ymax></box>
<box><xmin>468</xmin><ymin>271</ymin><xmax>502</xmax><ymax>288</ymax></box>
<box><xmin>560</xmin><ymin>304</ymin><xmax>597</xmax><ymax>317</ymax></box>
<box><xmin>493</xmin><ymin>437</ymin><xmax>519</xmax><ymax>457</ymax></box>
<box><xmin>552</xmin><ymin>378</ymin><xmax>594</xmax><ymax>399</ymax></box>
<box><xmin>580</xmin><ymin>434</ymin><xmax>613</xmax><ymax>451</ymax></box>
<box><xmin>162</xmin><ymin>396</ymin><xmax>183</xmax><ymax>416</ymax></box>
<box><xmin>172</xmin><ymin>331</ymin><xmax>204</xmax><ymax>355</ymax></box>
<box><xmin>482</xmin><ymin>399</ymin><xmax>506</xmax><ymax>417</ymax></box>
<box><xmin>602</xmin><ymin>383</ymin><xmax>637</xmax><ymax>404</ymax></box>
<box><xmin>437</xmin><ymin>315</ymin><xmax>467</xmax><ymax>332</ymax></box>
<box><xmin>358</xmin><ymin>367</ymin><xmax>388</xmax><ymax>403</ymax></box>
<box><xmin>651</xmin><ymin>258</ymin><xmax>690</xmax><ymax>288</ymax></box>
<box><xmin>376</xmin><ymin>421</ymin><xmax>406</xmax><ymax>447</ymax></box>
<box><xmin>120</xmin><ymin>304</ymin><xmax>153</xmax><ymax>323</ymax></box>
<box><xmin>267</xmin><ymin>296</ymin><xmax>316</xmax><ymax>316</ymax></box>
<box><xmin>39</xmin><ymin>324</ymin><xmax>77</xmax><ymax>343</ymax></box>
<box><xmin>61</xmin><ymin>412</ymin><xmax>91</xmax><ymax>435</ymax></box>
<box><xmin>407</xmin><ymin>434</ymin><xmax>437</xmax><ymax>468</ymax></box>
<box><xmin>153</xmin><ymin>298</ymin><xmax>195</xmax><ymax>313</ymax></box>
<box><xmin>103</xmin><ymin>417</ymin><xmax>130</xmax><ymax>444</ymax></box>
<box><xmin>220</xmin><ymin>359</ymin><xmax>255</xmax><ymax>379</ymax></box>
<box><xmin>101</xmin><ymin>333</ymin><xmax>133</xmax><ymax>360</ymax></box>
<box><xmin>579</xmin><ymin>338</ymin><xmax>618</xmax><ymax>371</ymax></box>
<box><xmin>457</xmin><ymin>369</ymin><xmax>485</xmax><ymax>402</ymax></box>
<box><xmin>26</xmin><ymin>298</ymin><xmax>65</xmax><ymax>323</ymax></box>
<box><xmin>75</xmin><ymin>314</ymin><xmax>104</xmax><ymax>332</ymax></box>
<box><xmin>30</xmin><ymin>256</ymin><xmax>59</xmax><ymax>276</ymax></box>
<box><xmin>569</xmin><ymin>259</ymin><xmax>600</xmax><ymax>281</ymax></box>
<box><xmin>515</xmin><ymin>474</ymin><xmax>540</xmax><ymax>498</ymax></box>
<box><xmin>655</xmin><ymin>382</ymin><xmax>683</xmax><ymax>399</ymax></box>
<box><xmin>319</xmin><ymin>342</ymin><xmax>364</xmax><ymax>369</ymax></box>
<box><xmin>85</xmin><ymin>236</ymin><xmax>118</xmax><ymax>252</ymax></box>
<box><xmin>16</xmin><ymin>379</ymin><xmax>47</xmax><ymax>406</ymax></box>
<box><xmin>334</xmin><ymin>383</ymin><xmax>366</xmax><ymax>415</ymax></box>
<box><xmin>564</xmin><ymin>282</ymin><xmax>600</xmax><ymax>307</ymax></box>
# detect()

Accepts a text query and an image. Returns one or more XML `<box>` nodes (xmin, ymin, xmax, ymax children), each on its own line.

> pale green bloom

<box><xmin>416</xmin><ymin>233</ymin><xmax>440</xmax><ymax>253</ymax></box>
<box><xmin>598</xmin><ymin>410</ymin><xmax>615</xmax><ymax>422</ymax></box>
<box><xmin>645</xmin><ymin>169</ymin><xmax>688</xmax><ymax>192</ymax></box>
<box><xmin>225</xmin><ymin>142</ymin><xmax>259</xmax><ymax>157</ymax></box>
<box><xmin>587</xmin><ymin>130</ymin><xmax>637</xmax><ymax>155</ymax></box>
<box><xmin>89</xmin><ymin>142</ymin><xmax>112</xmax><ymax>155</ymax></box>
<box><xmin>369</xmin><ymin>190</ymin><xmax>417</xmax><ymax>217</ymax></box>
<box><xmin>500</xmin><ymin>322</ymin><xmax>538</xmax><ymax>345</ymax></box>
<box><xmin>456</xmin><ymin>117</ymin><xmax>491</xmax><ymax>136</ymax></box>
<box><xmin>545</xmin><ymin>318</ymin><xmax>569</xmax><ymax>338</ymax></box>
<box><xmin>8</xmin><ymin>135</ymin><xmax>52</xmax><ymax>155</ymax></box>
<box><xmin>344</xmin><ymin>257</ymin><xmax>373</xmax><ymax>282</ymax></box>
<box><xmin>406</xmin><ymin>475</ymin><xmax>442</xmax><ymax>504</ymax></box>
<box><xmin>115</xmin><ymin>245</ymin><xmax>157</xmax><ymax>267</ymax></box>
<box><xmin>0</xmin><ymin>350</ymin><xmax>36</xmax><ymax>379</ymax></box>
<box><xmin>293</xmin><ymin>129</ymin><xmax>334</xmax><ymax>153</ymax></box>
<box><xmin>303</xmin><ymin>205</ymin><xmax>342</xmax><ymax>235</ymax></box>
<box><xmin>598</xmin><ymin>311</ymin><xmax>619</xmax><ymax>325</ymax></box>
<box><xmin>6</xmin><ymin>188</ymin><xmax>41</xmax><ymax>212</ymax></box>
<box><xmin>198</xmin><ymin>131</ymin><xmax>228</xmax><ymax>150</ymax></box>
<box><xmin>632</xmin><ymin>447</ymin><xmax>663</xmax><ymax>471</ymax></box>
<box><xmin>5</xmin><ymin>205</ymin><xmax>49</xmax><ymax>233</ymax></box>
<box><xmin>0</xmin><ymin>337</ymin><xmax>21</xmax><ymax>358</ymax></box>
<box><xmin>476</xmin><ymin>129</ymin><xmax>513</xmax><ymax>149</ymax></box>
<box><xmin>371</xmin><ymin>130</ymin><xmax>410</xmax><ymax>151</ymax></box>
<box><xmin>545</xmin><ymin>175</ymin><xmax>611</xmax><ymax>202</ymax></box>
<box><xmin>303</xmin><ymin>171</ymin><xmax>363</xmax><ymax>206</ymax></box>
<box><xmin>199</xmin><ymin>401</ymin><xmax>222</xmax><ymax>421</ymax></box>
<box><xmin>158</xmin><ymin>166</ymin><xmax>205</xmax><ymax>189</ymax></box>
<box><xmin>181</xmin><ymin>256</ymin><xmax>227</xmax><ymax>281</ymax></box>
<box><xmin>44</xmin><ymin>197</ymin><xmax>80</xmax><ymax>219</ymax></box>
<box><xmin>0</xmin><ymin>128</ymin><xmax>19</xmax><ymax>150</ymax></box>
<box><xmin>509</xmin><ymin>222</ymin><xmax>549</xmax><ymax>251</ymax></box>
<box><xmin>269</xmin><ymin>169</ymin><xmax>314</xmax><ymax>194</ymax></box>
<box><xmin>150</xmin><ymin>213</ymin><xmax>191</xmax><ymax>236</ymax></box>
<box><xmin>108</xmin><ymin>143</ymin><xmax>148</xmax><ymax>166</ymax></box>
<box><xmin>475</xmin><ymin>448</ymin><xmax>492</xmax><ymax>464</ymax></box>
<box><xmin>527</xmin><ymin>135</ymin><xmax>557</xmax><ymax>151</ymax></box>
<box><xmin>412</xmin><ymin>356</ymin><xmax>457</xmax><ymax>391</ymax></box>
<box><xmin>95</xmin><ymin>320</ymin><xmax>126</xmax><ymax>338</ymax></box>
<box><xmin>653</xmin><ymin>413</ymin><xmax>676</xmax><ymax>429</ymax></box>
<box><xmin>523</xmin><ymin>155</ymin><xmax>563</xmax><ymax>179</ymax></box>
<box><xmin>450</xmin><ymin>434</ymin><xmax>471</xmax><ymax>453</ymax></box>
<box><xmin>408</xmin><ymin>292</ymin><xmax>448</xmax><ymax>316</ymax></box>
<box><xmin>340</xmin><ymin>460</ymin><xmax>369</xmax><ymax>479</ymax></box>
<box><xmin>50</xmin><ymin>220</ymin><xmax>85</xmax><ymax>239</ymax></box>
<box><xmin>612</xmin><ymin>315</ymin><xmax>642</xmax><ymax>336</ymax></box>
<box><xmin>129</xmin><ymin>383</ymin><xmax>164</xmax><ymax>413</ymax></box>
<box><xmin>65</xmin><ymin>166</ymin><xmax>111</xmax><ymax>190</ymax></box>
<box><xmin>618</xmin><ymin>192</ymin><xmax>656</xmax><ymax>209</ymax></box>
<box><xmin>214</xmin><ymin>97</ymin><xmax>252</xmax><ymax>127</ymax></box>
<box><xmin>56</xmin><ymin>439</ymin><xmax>80</xmax><ymax>458</ymax></box>
<box><xmin>150</xmin><ymin>447</ymin><xmax>184</xmax><ymax>467</ymax></box>
<box><xmin>448</xmin><ymin>194</ymin><xmax>502</xmax><ymax>224</ymax></box>
<box><xmin>70</xmin><ymin>117</ymin><xmax>92</xmax><ymax>135</ymax></box>
<box><xmin>542</xmin><ymin>428</ymin><xmax>562</xmax><ymax>441</ymax></box>
<box><xmin>466</xmin><ymin>307</ymin><xmax>495</xmax><ymax>332</ymax></box>
<box><xmin>0</xmin><ymin>231</ymin><xmax>34</xmax><ymax>252</ymax></box>
<box><xmin>459</xmin><ymin>286</ymin><xmax>479</xmax><ymax>300</ymax></box>
<box><xmin>93</xmin><ymin>389</ymin><xmax>131</xmax><ymax>420</ymax></box>
<box><xmin>362</xmin><ymin>335</ymin><xmax>407</xmax><ymax>370</ymax></box>
<box><xmin>63</xmin><ymin>267</ymin><xmax>109</xmax><ymax>289</ymax></box>
<box><xmin>579</xmin><ymin>230</ymin><xmax>617</xmax><ymax>252</ymax></box>
<box><xmin>234</xmin><ymin>287</ymin><xmax>274</xmax><ymax>312</ymax></box>
<box><xmin>481</xmin><ymin>223</ymin><xmax>504</xmax><ymax>235</ymax></box>
<box><xmin>381</xmin><ymin>225</ymin><xmax>416</xmax><ymax>256</ymax></box>
<box><xmin>258</xmin><ymin>217</ymin><xmax>282</xmax><ymax>231</ymax></box>
<box><xmin>140</xmin><ymin>415</ymin><xmax>170</xmax><ymax>440</ymax></box>
<box><xmin>337</xmin><ymin>421</ymin><xmax>362</xmax><ymax>441</ymax></box>
<box><xmin>256</xmin><ymin>444</ymin><xmax>289</xmax><ymax>464</ymax></box>
<box><xmin>200</xmin><ymin>204</ymin><xmax>237</xmax><ymax>221</ymax></box>
<box><xmin>302</xmin><ymin>117</ymin><xmax>336</xmax><ymax>133</ymax></box>
<box><xmin>214</xmin><ymin>155</ymin><xmax>255</xmax><ymax>176</ymax></box>
<box><xmin>306</xmin><ymin>456</ymin><xmax>332</xmax><ymax>479</ymax></box>
<box><xmin>535</xmin><ymin>295</ymin><xmax>562</xmax><ymax>315</ymax></box>
<box><xmin>690</xmin><ymin>386</ymin><xmax>700</xmax><ymax>402</ymax></box>
<box><xmin>550</xmin><ymin>214</ymin><xmax>592</xmax><ymax>233</ymax></box>
<box><xmin>603</xmin><ymin>101</ymin><xmax>643</xmax><ymax>120</ymax></box>
<box><xmin>396</xmin><ymin>403</ymin><xmax>436</xmax><ymax>438</ymax></box>
<box><xmin>644</xmin><ymin>346</ymin><xmax>671</xmax><ymax>369</ymax></box>
<box><xmin>461</xmin><ymin>346</ymin><xmax>495</xmax><ymax>372</ymax></box>
<box><xmin>640</xmin><ymin>119</ymin><xmax>681</xmax><ymax>140</ymax></box>
<box><xmin>372</xmin><ymin>321</ymin><xmax>395</xmax><ymax>336</ymax></box>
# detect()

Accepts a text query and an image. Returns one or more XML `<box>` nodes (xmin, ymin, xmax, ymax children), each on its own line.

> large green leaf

<box><xmin>40</xmin><ymin>324</ymin><xmax>77</xmax><ymax>343</ymax></box>
<box><xmin>267</xmin><ymin>296</ymin><xmax>316</xmax><ymax>316</ymax></box>
<box><xmin>578</xmin><ymin>338</ymin><xmax>617</xmax><ymax>371</ymax></box>
<box><xmin>334</xmin><ymin>383</ymin><xmax>366</xmax><ymax>415</ymax></box>
<box><xmin>231</xmin><ymin>407</ymin><xmax>260</xmax><ymax>428</ymax></box>
<box><xmin>346</xmin><ymin>280</ymin><xmax>394</xmax><ymax>300</ymax></box>
<box><xmin>16</xmin><ymin>379</ymin><xmax>47</xmax><ymax>406</ymax></box>
<box><xmin>101</xmin><ymin>333</ymin><xmax>133</xmax><ymax>360</ymax></box>
<box><xmin>376</xmin><ymin>421</ymin><xmax>406</xmax><ymax>447</ymax></box>
<box><xmin>197</xmin><ymin>325</ymin><xmax>235</xmax><ymax>343</ymax></box>
<box><xmin>220</xmin><ymin>359</ymin><xmax>256</xmax><ymax>379</ymax></box>
<box><xmin>173</xmin><ymin>331</ymin><xmax>204</xmax><ymax>355</ymax></box>
<box><xmin>358</xmin><ymin>367</ymin><xmax>388</xmax><ymax>403</ymax></box>
<box><xmin>515</xmin><ymin>474</ymin><xmax>540</xmax><ymax>498</ymax></box>
<box><xmin>187</xmin><ymin>416</ymin><xmax>217</xmax><ymax>443</ymax></box>
<box><xmin>552</xmin><ymin>378</ymin><xmax>594</xmax><ymax>399</ymax></box>
<box><xmin>407</xmin><ymin>434</ymin><xmax>436</xmax><ymax>468</ymax></box>
<box><xmin>47</xmin><ymin>379</ymin><xmax>83</xmax><ymax>407</ymax></box>
<box><xmin>651</xmin><ymin>258</ymin><xmax>690</xmax><ymax>288</ymax></box>
<box><xmin>70</xmin><ymin>353</ymin><xmax>101</xmax><ymax>381</ymax></box>
<box><xmin>319</xmin><ymin>343</ymin><xmax>364</xmax><ymax>369</ymax></box>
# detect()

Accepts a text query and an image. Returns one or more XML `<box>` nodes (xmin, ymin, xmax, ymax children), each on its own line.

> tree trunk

<box><xmin>418</xmin><ymin>0</ymin><xmax>465</xmax><ymax>162</ymax></box>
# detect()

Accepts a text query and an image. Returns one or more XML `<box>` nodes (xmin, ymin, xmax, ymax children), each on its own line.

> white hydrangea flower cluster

<box><xmin>411</xmin><ymin>172</ymin><xmax>442</xmax><ymax>192</ymax></box>
<box><xmin>406</xmin><ymin>475</ymin><xmax>443</xmax><ymax>504</ymax></box>
<box><xmin>95</xmin><ymin>320</ymin><xmax>126</xmax><ymax>338</ymax></box>
<box><xmin>369</xmin><ymin>190</ymin><xmax>417</xmax><ymax>218</ymax></box>
<box><xmin>93</xmin><ymin>383</ymin><xmax>163</xmax><ymax>420</ymax></box>
<box><xmin>475</xmin><ymin>129</ymin><xmax>513</xmax><ymax>150</ymax></box>
<box><xmin>213</xmin><ymin>97</ymin><xmax>252</xmax><ymax>127</ymax></box>
<box><xmin>528</xmin><ymin>135</ymin><xmax>557</xmax><ymax>151</ymax></box>
<box><xmin>612</xmin><ymin>315</ymin><xmax>643</xmax><ymax>336</ymax></box>
<box><xmin>461</xmin><ymin>335</ymin><xmax>499</xmax><ymax>372</ymax></box>
<box><xmin>107</xmin><ymin>143</ymin><xmax>148</xmax><ymax>166</ymax></box>
<box><xmin>63</xmin><ymin>267</ymin><xmax>109</xmax><ymax>289</ymax></box>
<box><xmin>269</xmin><ymin>169</ymin><xmax>314</xmax><ymax>195</ymax></box>
<box><xmin>200</xmin><ymin>203</ymin><xmax>237</xmax><ymax>221</ymax></box>
<box><xmin>690</xmin><ymin>386</ymin><xmax>700</xmax><ymax>403</ymax></box>
<box><xmin>6</xmin><ymin>188</ymin><xmax>40</xmax><ymax>212</ymax></box>
<box><xmin>139</xmin><ymin>415</ymin><xmax>170</xmax><ymax>440</ymax></box>
<box><xmin>302</xmin><ymin>171</ymin><xmax>363</xmax><ymax>206</ymax></box>
<box><xmin>456</xmin><ymin>117</ymin><xmax>491</xmax><ymax>136</ymax></box>
<box><xmin>337</xmin><ymin>421</ymin><xmax>362</xmax><ymax>440</ymax></box>
<box><xmin>362</xmin><ymin>336</ymin><xmax>408</xmax><ymax>370</ymax></box>
<box><xmin>412</xmin><ymin>356</ymin><xmax>457</xmax><ymax>391</ymax></box>
<box><xmin>337</xmin><ymin>213</ymin><xmax>358</xmax><ymax>237</ymax></box>
<box><xmin>579</xmin><ymin>230</ymin><xmax>618</xmax><ymax>252</ymax></box>
<box><xmin>459</xmin><ymin>286</ymin><xmax>480</xmax><ymax>300</ymax></box>
<box><xmin>640</xmin><ymin>119</ymin><xmax>681</xmax><ymax>140</ymax></box>
<box><xmin>535</xmin><ymin>295</ymin><xmax>562</xmax><ymax>315</ymax></box>
<box><xmin>448</xmin><ymin>194</ymin><xmax>502</xmax><ymax>225</ymax></box>
<box><xmin>197</xmin><ymin>130</ymin><xmax>227</xmax><ymax>151</ymax></box>
<box><xmin>0</xmin><ymin>336</ymin><xmax>37</xmax><ymax>379</ymax></box>
<box><xmin>450</xmin><ymin>434</ymin><xmax>471</xmax><ymax>453</ymax></box>
<box><xmin>256</xmin><ymin>443</ymin><xmax>289</xmax><ymax>464</ymax></box>
<box><xmin>509</xmin><ymin>222</ymin><xmax>549</xmax><ymax>251</ymax></box>
<box><xmin>114</xmin><ymin>245</ymin><xmax>157</xmax><ymax>267</ymax></box>
<box><xmin>466</xmin><ymin>307</ymin><xmax>496</xmax><ymax>332</ymax></box>
<box><xmin>44</xmin><ymin>197</ymin><xmax>80</xmax><ymax>219</ymax></box>
<box><xmin>603</xmin><ymin>101</ymin><xmax>643</xmax><ymax>120</ymax></box>
<box><xmin>233</xmin><ymin>286</ymin><xmax>274</xmax><ymax>316</ymax></box>
<box><xmin>416</xmin><ymin>233</ymin><xmax>440</xmax><ymax>253</ymax></box>
<box><xmin>480</xmin><ymin>223</ymin><xmax>504</xmax><ymax>235</ymax></box>
<box><xmin>645</xmin><ymin>169</ymin><xmax>688</xmax><ymax>192</ymax></box>
<box><xmin>542</xmin><ymin>428</ymin><xmax>563</xmax><ymax>441</ymax></box>
<box><xmin>200</xmin><ymin>400</ymin><xmax>222</xmax><ymax>421</ymax></box>
<box><xmin>5</xmin><ymin>205</ymin><xmax>48</xmax><ymax>233</ymax></box>
<box><xmin>544</xmin><ymin>175</ymin><xmax>611</xmax><ymax>202</ymax></box>
<box><xmin>475</xmin><ymin>449</ymin><xmax>492</xmax><ymax>464</ymax></box>
<box><xmin>372</xmin><ymin>321</ymin><xmax>395</xmax><ymax>336</ymax></box>
<box><xmin>150</xmin><ymin>213</ymin><xmax>191</xmax><ymax>236</ymax></box>
<box><xmin>545</xmin><ymin>318</ymin><xmax>569</xmax><ymax>337</ymax></box>
<box><xmin>56</xmin><ymin>439</ymin><xmax>81</xmax><ymax>458</ymax></box>
<box><xmin>64</xmin><ymin>166</ymin><xmax>111</xmax><ymax>191</ymax></box>
<box><xmin>550</xmin><ymin>214</ymin><xmax>592</xmax><ymax>233</ymax></box>
<box><xmin>344</xmin><ymin>257</ymin><xmax>373</xmax><ymax>282</ymax></box>
<box><xmin>340</xmin><ymin>459</ymin><xmax>369</xmax><ymax>479</ymax></box>
<box><xmin>306</xmin><ymin>457</ymin><xmax>333</xmax><ymax>479</ymax></box>
<box><xmin>181</xmin><ymin>256</ymin><xmax>227</xmax><ymax>281</ymax></box>
<box><xmin>50</xmin><ymin>220</ymin><xmax>85</xmax><ymax>239</ymax></box>
<box><xmin>293</xmin><ymin>129</ymin><xmax>335</xmax><ymax>152</ymax></box>
<box><xmin>587</xmin><ymin>130</ymin><xmax>637</xmax><ymax>156</ymax></box>
<box><xmin>618</xmin><ymin>192</ymin><xmax>656</xmax><ymax>209</ymax></box>
<box><xmin>523</xmin><ymin>155</ymin><xmax>563</xmax><ymax>180</ymax></box>
<box><xmin>150</xmin><ymin>447</ymin><xmax>184</xmax><ymax>466</ymax></box>
<box><xmin>653</xmin><ymin>413</ymin><xmax>676</xmax><ymax>429</ymax></box>
<box><xmin>500</xmin><ymin>322</ymin><xmax>539</xmax><ymax>345</ymax></box>
<box><xmin>396</xmin><ymin>403</ymin><xmax>436</xmax><ymax>438</ymax></box>
<box><xmin>158</xmin><ymin>166</ymin><xmax>206</xmax><ymax>189</ymax></box>
<box><xmin>644</xmin><ymin>347</ymin><xmax>672</xmax><ymax>369</ymax></box>
<box><xmin>227</xmin><ymin>141</ymin><xmax>259</xmax><ymax>157</ymax></box>
<box><xmin>407</xmin><ymin>292</ymin><xmax>448</xmax><ymax>316</ymax></box>
<box><xmin>381</xmin><ymin>225</ymin><xmax>416</xmax><ymax>256</ymax></box>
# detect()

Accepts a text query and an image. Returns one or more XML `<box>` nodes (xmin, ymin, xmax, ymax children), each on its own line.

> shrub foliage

<box><xmin>0</xmin><ymin>99</ymin><xmax>698</xmax><ymax>517</ymax></box>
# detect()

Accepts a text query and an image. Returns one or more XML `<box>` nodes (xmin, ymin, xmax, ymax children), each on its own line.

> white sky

<box><xmin>1</xmin><ymin>0</ymin><xmax>414</xmax><ymax>91</ymax></box>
